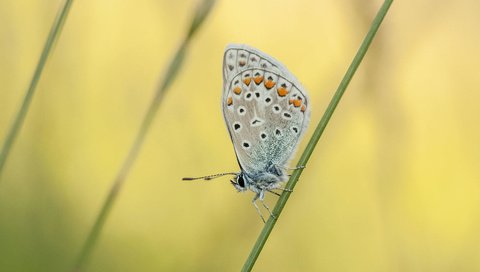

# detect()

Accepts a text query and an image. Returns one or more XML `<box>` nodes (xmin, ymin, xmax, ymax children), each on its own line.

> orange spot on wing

<box><xmin>243</xmin><ymin>78</ymin><xmax>251</xmax><ymax>86</ymax></box>
<box><xmin>277</xmin><ymin>87</ymin><xmax>288</xmax><ymax>97</ymax></box>
<box><xmin>288</xmin><ymin>98</ymin><xmax>294</xmax><ymax>105</ymax></box>
<box><xmin>254</xmin><ymin>76</ymin><xmax>264</xmax><ymax>85</ymax></box>
<box><xmin>301</xmin><ymin>105</ymin><xmax>306</xmax><ymax>112</ymax></box>
<box><xmin>227</xmin><ymin>97</ymin><xmax>233</xmax><ymax>106</ymax></box>
<box><xmin>293</xmin><ymin>99</ymin><xmax>302</xmax><ymax>107</ymax></box>
<box><xmin>233</xmin><ymin>86</ymin><xmax>242</xmax><ymax>95</ymax></box>
<box><xmin>264</xmin><ymin>80</ymin><xmax>275</xmax><ymax>89</ymax></box>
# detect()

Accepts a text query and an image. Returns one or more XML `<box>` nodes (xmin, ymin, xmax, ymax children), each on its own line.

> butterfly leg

<box><xmin>267</xmin><ymin>187</ymin><xmax>292</xmax><ymax>196</ymax></box>
<box><xmin>259</xmin><ymin>191</ymin><xmax>276</xmax><ymax>220</ymax></box>
<box><xmin>285</xmin><ymin>165</ymin><xmax>306</xmax><ymax>171</ymax></box>
<box><xmin>266</xmin><ymin>189</ymin><xmax>281</xmax><ymax>197</ymax></box>
<box><xmin>260</xmin><ymin>200</ymin><xmax>276</xmax><ymax>220</ymax></box>
<box><xmin>275</xmin><ymin>187</ymin><xmax>293</xmax><ymax>192</ymax></box>
<box><xmin>252</xmin><ymin>194</ymin><xmax>266</xmax><ymax>223</ymax></box>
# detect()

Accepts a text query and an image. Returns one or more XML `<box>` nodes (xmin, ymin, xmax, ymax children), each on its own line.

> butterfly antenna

<box><xmin>182</xmin><ymin>172</ymin><xmax>238</xmax><ymax>181</ymax></box>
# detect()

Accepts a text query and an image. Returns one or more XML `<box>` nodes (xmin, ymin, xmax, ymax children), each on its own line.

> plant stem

<box><xmin>241</xmin><ymin>1</ymin><xmax>394</xmax><ymax>271</ymax></box>
<box><xmin>0</xmin><ymin>0</ymin><xmax>75</xmax><ymax>180</ymax></box>
<box><xmin>72</xmin><ymin>1</ymin><xmax>215</xmax><ymax>271</ymax></box>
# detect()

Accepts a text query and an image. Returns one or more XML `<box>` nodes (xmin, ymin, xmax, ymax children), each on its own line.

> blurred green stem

<box><xmin>0</xmin><ymin>0</ymin><xmax>74</xmax><ymax>180</ymax></box>
<box><xmin>72</xmin><ymin>0</ymin><xmax>215</xmax><ymax>271</ymax></box>
<box><xmin>241</xmin><ymin>0</ymin><xmax>394</xmax><ymax>271</ymax></box>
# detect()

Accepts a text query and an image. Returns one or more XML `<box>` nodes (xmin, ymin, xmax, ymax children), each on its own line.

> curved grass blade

<box><xmin>0</xmin><ymin>0</ymin><xmax>75</xmax><ymax>180</ymax></box>
<box><xmin>241</xmin><ymin>0</ymin><xmax>394</xmax><ymax>271</ymax></box>
<box><xmin>72</xmin><ymin>1</ymin><xmax>216</xmax><ymax>271</ymax></box>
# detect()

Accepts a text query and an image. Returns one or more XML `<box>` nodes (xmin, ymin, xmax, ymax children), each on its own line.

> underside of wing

<box><xmin>222</xmin><ymin>44</ymin><xmax>310</xmax><ymax>174</ymax></box>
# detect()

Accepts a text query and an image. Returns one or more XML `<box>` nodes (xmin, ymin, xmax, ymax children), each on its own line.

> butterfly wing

<box><xmin>222</xmin><ymin>44</ymin><xmax>310</xmax><ymax>176</ymax></box>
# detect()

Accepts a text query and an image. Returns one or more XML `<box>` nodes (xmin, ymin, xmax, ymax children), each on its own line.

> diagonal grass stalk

<box><xmin>241</xmin><ymin>0</ymin><xmax>394</xmax><ymax>271</ymax></box>
<box><xmin>0</xmin><ymin>0</ymin><xmax>75</xmax><ymax>181</ymax></box>
<box><xmin>72</xmin><ymin>0</ymin><xmax>215</xmax><ymax>271</ymax></box>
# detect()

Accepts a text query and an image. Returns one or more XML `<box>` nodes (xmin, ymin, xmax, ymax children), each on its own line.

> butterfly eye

<box><xmin>237</xmin><ymin>175</ymin><xmax>245</xmax><ymax>188</ymax></box>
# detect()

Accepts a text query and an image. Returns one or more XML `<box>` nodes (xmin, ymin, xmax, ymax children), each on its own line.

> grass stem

<box><xmin>0</xmin><ymin>0</ymin><xmax>75</xmax><ymax>180</ymax></box>
<box><xmin>241</xmin><ymin>1</ymin><xmax>394</xmax><ymax>271</ymax></box>
<box><xmin>72</xmin><ymin>1</ymin><xmax>215</xmax><ymax>271</ymax></box>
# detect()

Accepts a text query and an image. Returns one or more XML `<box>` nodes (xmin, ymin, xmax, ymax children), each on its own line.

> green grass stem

<box><xmin>0</xmin><ymin>0</ymin><xmax>75</xmax><ymax>180</ymax></box>
<box><xmin>241</xmin><ymin>1</ymin><xmax>394</xmax><ymax>271</ymax></box>
<box><xmin>72</xmin><ymin>1</ymin><xmax>215</xmax><ymax>271</ymax></box>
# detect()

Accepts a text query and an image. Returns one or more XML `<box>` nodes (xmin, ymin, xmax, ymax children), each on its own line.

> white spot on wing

<box><xmin>244</xmin><ymin>92</ymin><xmax>253</xmax><ymax>101</ymax></box>
<box><xmin>272</xmin><ymin>104</ymin><xmax>281</xmax><ymax>114</ymax></box>
<box><xmin>260</xmin><ymin>131</ymin><xmax>268</xmax><ymax>141</ymax></box>
<box><xmin>237</xmin><ymin>106</ymin><xmax>246</xmax><ymax>116</ymax></box>
<box><xmin>282</xmin><ymin>111</ymin><xmax>293</xmax><ymax>120</ymax></box>
<box><xmin>250</xmin><ymin>117</ymin><xmax>264</xmax><ymax>127</ymax></box>
<box><xmin>241</xmin><ymin>140</ymin><xmax>251</xmax><ymax>149</ymax></box>
<box><xmin>233</xmin><ymin>122</ymin><xmax>242</xmax><ymax>132</ymax></box>
<box><xmin>264</xmin><ymin>96</ymin><xmax>273</xmax><ymax>105</ymax></box>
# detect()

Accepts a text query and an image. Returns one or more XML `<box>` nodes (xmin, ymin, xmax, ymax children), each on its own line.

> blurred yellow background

<box><xmin>1</xmin><ymin>0</ymin><xmax>480</xmax><ymax>271</ymax></box>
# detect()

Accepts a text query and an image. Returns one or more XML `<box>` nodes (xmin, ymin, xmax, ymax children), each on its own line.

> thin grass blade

<box><xmin>241</xmin><ymin>1</ymin><xmax>394</xmax><ymax>271</ymax></box>
<box><xmin>0</xmin><ymin>0</ymin><xmax>75</xmax><ymax>180</ymax></box>
<box><xmin>72</xmin><ymin>1</ymin><xmax>216</xmax><ymax>271</ymax></box>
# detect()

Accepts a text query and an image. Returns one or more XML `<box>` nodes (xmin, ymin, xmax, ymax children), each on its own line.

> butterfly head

<box><xmin>231</xmin><ymin>172</ymin><xmax>249</xmax><ymax>192</ymax></box>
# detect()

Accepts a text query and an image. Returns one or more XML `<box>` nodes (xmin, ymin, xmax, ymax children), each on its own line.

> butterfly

<box><xmin>184</xmin><ymin>44</ymin><xmax>310</xmax><ymax>222</ymax></box>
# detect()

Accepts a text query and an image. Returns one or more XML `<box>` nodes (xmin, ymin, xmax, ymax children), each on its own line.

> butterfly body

<box><xmin>222</xmin><ymin>44</ymin><xmax>310</xmax><ymax>198</ymax></box>
<box><xmin>184</xmin><ymin>44</ymin><xmax>310</xmax><ymax>221</ymax></box>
